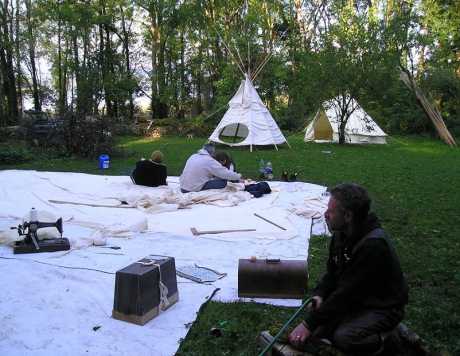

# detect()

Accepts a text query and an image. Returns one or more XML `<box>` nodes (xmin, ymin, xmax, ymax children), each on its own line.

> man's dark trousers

<box><xmin>318</xmin><ymin>307</ymin><xmax>404</xmax><ymax>354</ymax></box>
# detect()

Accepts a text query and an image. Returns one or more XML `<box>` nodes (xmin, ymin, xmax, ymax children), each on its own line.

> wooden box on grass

<box><xmin>238</xmin><ymin>258</ymin><xmax>308</xmax><ymax>299</ymax></box>
<box><xmin>112</xmin><ymin>256</ymin><xmax>178</xmax><ymax>325</ymax></box>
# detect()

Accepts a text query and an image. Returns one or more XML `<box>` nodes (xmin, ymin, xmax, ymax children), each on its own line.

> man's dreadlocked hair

<box><xmin>330</xmin><ymin>183</ymin><xmax>371</xmax><ymax>223</ymax></box>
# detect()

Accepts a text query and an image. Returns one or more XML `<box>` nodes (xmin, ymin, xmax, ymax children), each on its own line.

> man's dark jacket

<box><xmin>131</xmin><ymin>160</ymin><xmax>167</xmax><ymax>187</ymax></box>
<box><xmin>305</xmin><ymin>213</ymin><xmax>408</xmax><ymax>330</ymax></box>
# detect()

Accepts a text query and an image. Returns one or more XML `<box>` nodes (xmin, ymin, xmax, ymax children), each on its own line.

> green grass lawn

<box><xmin>2</xmin><ymin>134</ymin><xmax>459</xmax><ymax>355</ymax></box>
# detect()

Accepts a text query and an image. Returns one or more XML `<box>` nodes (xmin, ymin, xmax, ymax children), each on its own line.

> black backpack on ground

<box><xmin>244</xmin><ymin>182</ymin><xmax>271</xmax><ymax>198</ymax></box>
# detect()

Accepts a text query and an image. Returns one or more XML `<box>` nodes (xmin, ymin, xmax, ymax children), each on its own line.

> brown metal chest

<box><xmin>238</xmin><ymin>258</ymin><xmax>308</xmax><ymax>299</ymax></box>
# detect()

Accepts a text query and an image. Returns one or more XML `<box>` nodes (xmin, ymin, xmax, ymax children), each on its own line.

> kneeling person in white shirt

<box><xmin>179</xmin><ymin>144</ymin><xmax>242</xmax><ymax>193</ymax></box>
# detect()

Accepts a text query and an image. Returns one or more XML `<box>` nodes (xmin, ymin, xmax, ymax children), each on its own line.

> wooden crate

<box><xmin>112</xmin><ymin>256</ymin><xmax>178</xmax><ymax>325</ymax></box>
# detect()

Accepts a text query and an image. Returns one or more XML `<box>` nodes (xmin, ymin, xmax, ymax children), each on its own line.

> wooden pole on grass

<box><xmin>399</xmin><ymin>68</ymin><xmax>456</xmax><ymax>147</ymax></box>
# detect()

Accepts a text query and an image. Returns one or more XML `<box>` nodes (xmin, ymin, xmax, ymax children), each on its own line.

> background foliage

<box><xmin>0</xmin><ymin>0</ymin><xmax>458</xmax><ymax>139</ymax></box>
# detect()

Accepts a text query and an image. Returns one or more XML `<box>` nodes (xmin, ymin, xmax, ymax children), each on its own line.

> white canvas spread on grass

<box><xmin>0</xmin><ymin>170</ymin><xmax>328</xmax><ymax>356</ymax></box>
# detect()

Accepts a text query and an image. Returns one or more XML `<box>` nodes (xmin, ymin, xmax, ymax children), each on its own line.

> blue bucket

<box><xmin>98</xmin><ymin>154</ymin><xmax>110</xmax><ymax>169</ymax></box>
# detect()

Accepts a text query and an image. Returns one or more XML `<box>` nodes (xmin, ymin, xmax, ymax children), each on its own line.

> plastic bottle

<box><xmin>289</xmin><ymin>172</ymin><xmax>298</xmax><ymax>182</ymax></box>
<box><xmin>281</xmin><ymin>170</ymin><xmax>289</xmax><ymax>182</ymax></box>
<box><xmin>259</xmin><ymin>159</ymin><xmax>265</xmax><ymax>178</ymax></box>
<box><xmin>265</xmin><ymin>161</ymin><xmax>273</xmax><ymax>180</ymax></box>
<box><xmin>30</xmin><ymin>207</ymin><xmax>38</xmax><ymax>221</ymax></box>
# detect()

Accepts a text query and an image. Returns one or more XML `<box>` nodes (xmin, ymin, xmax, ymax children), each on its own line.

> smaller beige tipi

<box><xmin>304</xmin><ymin>97</ymin><xmax>387</xmax><ymax>144</ymax></box>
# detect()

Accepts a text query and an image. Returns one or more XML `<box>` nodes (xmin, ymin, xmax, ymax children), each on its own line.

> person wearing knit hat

<box><xmin>202</xmin><ymin>143</ymin><xmax>216</xmax><ymax>156</ymax></box>
<box><xmin>151</xmin><ymin>150</ymin><xmax>164</xmax><ymax>163</ymax></box>
<box><xmin>131</xmin><ymin>150</ymin><xmax>167</xmax><ymax>187</ymax></box>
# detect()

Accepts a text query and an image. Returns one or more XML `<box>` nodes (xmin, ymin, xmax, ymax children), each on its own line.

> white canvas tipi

<box><xmin>208</xmin><ymin>75</ymin><xmax>288</xmax><ymax>151</ymax></box>
<box><xmin>304</xmin><ymin>97</ymin><xmax>387</xmax><ymax>144</ymax></box>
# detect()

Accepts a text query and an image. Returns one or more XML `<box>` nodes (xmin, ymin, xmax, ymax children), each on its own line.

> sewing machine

<box><xmin>12</xmin><ymin>212</ymin><xmax>70</xmax><ymax>254</ymax></box>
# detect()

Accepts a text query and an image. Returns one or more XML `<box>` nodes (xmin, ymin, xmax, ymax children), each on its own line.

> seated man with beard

<box><xmin>289</xmin><ymin>183</ymin><xmax>408</xmax><ymax>355</ymax></box>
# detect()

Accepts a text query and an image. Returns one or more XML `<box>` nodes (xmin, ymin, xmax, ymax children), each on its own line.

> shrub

<box><xmin>60</xmin><ymin>113</ymin><xmax>115</xmax><ymax>158</ymax></box>
<box><xmin>145</xmin><ymin>116</ymin><xmax>213</xmax><ymax>138</ymax></box>
<box><xmin>180</xmin><ymin>116</ymin><xmax>214</xmax><ymax>137</ymax></box>
<box><xmin>0</xmin><ymin>145</ymin><xmax>32</xmax><ymax>164</ymax></box>
<box><xmin>20</xmin><ymin>112</ymin><xmax>116</xmax><ymax>158</ymax></box>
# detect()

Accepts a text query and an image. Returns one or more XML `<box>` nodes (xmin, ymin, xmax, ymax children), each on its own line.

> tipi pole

<box><xmin>233</xmin><ymin>123</ymin><xmax>241</xmax><ymax>143</ymax></box>
<box><xmin>252</xmin><ymin>28</ymin><xmax>289</xmax><ymax>81</ymax></box>
<box><xmin>234</xmin><ymin>45</ymin><xmax>247</xmax><ymax>73</ymax></box>
<box><xmin>399</xmin><ymin>68</ymin><xmax>456</xmax><ymax>147</ymax></box>
<box><xmin>252</xmin><ymin>53</ymin><xmax>273</xmax><ymax>81</ymax></box>
<box><xmin>214</xmin><ymin>27</ymin><xmax>246</xmax><ymax>76</ymax></box>
<box><xmin>248</xmin><ymin>39</ymin><xmax>250</xmax><ymax>76</ymax></box>
<box><xmin>203</xmin><ymin>103</ymin><xmax>228</xmax><ymax>121</ymax></box>
<box><xmin>245</xmin><ymin>0</ymin><xmax>250</xmax><ymax>75</ymax></box>
<box><xmin>252</xmin><ymin>53</ymin><xmax>269</xmax><ymax>80</ymax></box>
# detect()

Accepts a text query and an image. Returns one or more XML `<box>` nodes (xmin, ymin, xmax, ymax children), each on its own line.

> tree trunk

<box><xmin>0</xmin><ymin>68</ymin><xmax>6</xmax><ymax>125</ymax></box>
<box><xmin>97</xmin><ymin>0</ymin><xmax>115</xmax><ymax>117</ymax></box>
<box><xmin>337</xmin><ymin>95</ymin><xmax>354</xmax><ymax>144</ymax></box>
<box><xmin>103</xmin><ymin>4</ymin><xmax>118</xmax><ymax>118</ymax></box>
<box><xmin>149</xmin><ymin>6</ymin><xmax>158</xmax><ymax>119</ymax></box>
<box><xmin>0</xmin><ymin>0</ymin><xmax>18</xmax><ymax>123</ymax></box>
<box><xmin>120</xmin><ymin>4</ymin><xmax>134</xmax><ymax>122</ymax></box>
<box><xmin>195</xmin><ymin>33</ymin><xmax>203</xmax><ymax>115</ymax></box>
<box><xmin>157</xmin><ymin>37</ymin><xmax>168</xmax><ymax>118</ymax></box>
<box><xmin>0</xmin><ymin>25</ymin><xmax>8</xmax><ymax>124</ymax></box>
<box><xmin>147</xmin><ymin>1</ymin><xmax>169</xmax><ymax>120</ymax></box>
<box><xmin>26</xmin><ymin>0</ymin><xmax>41</xmax><ymax>111</ymax></box>
<box><xmin>15</xmin><ymin>0</ymin><xmax>22</xmax><ymax>114</ymax></box>
<box><xmin>98</xmin><ymin>17</ymin><xmax>112</xmax><ymax>116</ymax></box>
<box><xmin>293</xmin><ymin>0</ymin><xmax>307</xmax><ymax>49</ymax></box>
<box><xmin>178</xmin><ymin>29</ymin><xmax>186</xmax><ymax>118</ymax></box>
<box><xmin>73</xmin><ymin>31</ymin><xmax>83</xmax><ymax>114</ymax></box>
<box><xmin>57</xmin><ymin>19</ymin><xmax>67</xmax><ymax>115</ymax></box>
<box><xmin>338</xmin><ymin>119</ymin><xmax>347</xmax><ymax>144</ymax></box>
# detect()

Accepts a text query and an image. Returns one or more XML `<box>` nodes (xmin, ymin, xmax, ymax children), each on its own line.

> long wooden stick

<box><xmin>252</xmin><ymin>52</ymin><xmax>273</xmax><ymax>81</ymax></box>
<box><xmin>254</xmin><ymin>213</ymin><xmax>286</xmax><ymax>231</ymax></box>
<box><xmin>399</xmin><ymin>68</ymin><xmax>456</xmax><ymax>146</ymax></box>
<box><xmin>49</xmin><ymin>199</ymin><xmax>134</xmax><ymax>209</ymax></box>
<box><xmin>190</xmin><ymin>227</ymin><xmax>256</xmax><ymax>236</ymax></box>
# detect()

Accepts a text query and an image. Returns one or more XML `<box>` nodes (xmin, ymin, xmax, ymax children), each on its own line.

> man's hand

<box><xmin>288</xmin><ymin>322</ymin><xmax>311</xmax><ymax>350</ymax></box>
<box><xmin>311</xmin><ymin>296</ymin><xmax>323</xmax><ymax>310</ymax></box>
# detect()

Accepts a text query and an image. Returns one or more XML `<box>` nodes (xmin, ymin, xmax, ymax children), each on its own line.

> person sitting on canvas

<box><xmin>180</xmin><ymin>144</ymin><xmax>242</xmax><ymax>193</ymax></box>
<box><xmin>131</xmin><ymin>150</ymin><xmax>167</xmax><ymax>187</ymax></box>
<box><xmin>288</xmin><ymin>183</ymin><xmax>408</xmax><ymax>355</ymax></box>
